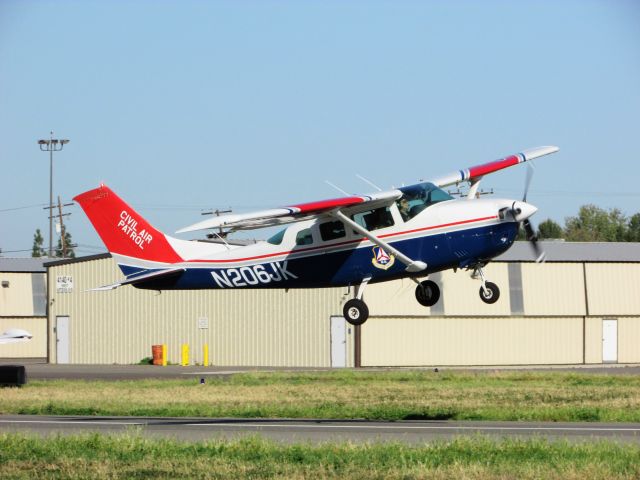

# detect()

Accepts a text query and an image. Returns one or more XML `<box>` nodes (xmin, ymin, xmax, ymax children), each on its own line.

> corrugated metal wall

<box><xmin>46</xmin><ymin>257</ymin><xmax>640</xmax><ymax>366</ymax></box>
<box><xmin>0</xmin><ymin>273</ymin><xmax>38</xmax><ymax>316</ymax></box>
<box><xmin>362</xmin><ymin>262</ymin><xmax>640</xmax><ymax>366</ymax></box>
<box><xmin>0</xmin><ymin>317</ymin><xmax>47</xmax><ymax>358</ymax></box>
<box><xmin>1</xmin><ymin>271</ymin><xmax>47</xmax><ymax>359</ymax></box>
<box><xmin>361</xmin><ymin>317</ymin><xmax>584</xmax><ymax>366</ymax></box>
<box><xmin>618</xmin><ymin>317</ymin><xmax>640</xmax><ymax>363</ymax></box>
<box><xmin>48</xmin><ymin>257</ymin><xmax>347</xmax><ymax>365</ymax></box>
<box><xmin>585</xmin><ymin>264</ymin><xmax>640</xmax><ymax>316</ymax></box>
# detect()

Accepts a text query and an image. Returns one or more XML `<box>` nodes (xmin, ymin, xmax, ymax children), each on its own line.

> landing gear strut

<box><xmin>415</xmin><ymin>279</ymin><xmax>440</xmax><ymax>307</ymax></box>
<box><xmin>472</xmin><ymin>265</ymin><xmax>500</xmax><ymax>304</ymax></box>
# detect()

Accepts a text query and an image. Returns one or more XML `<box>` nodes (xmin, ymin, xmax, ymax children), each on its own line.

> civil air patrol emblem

<box><xmin>372</xmin><ymin>246</ymin><xmax>395</xmax><ymax>270</ymax></box>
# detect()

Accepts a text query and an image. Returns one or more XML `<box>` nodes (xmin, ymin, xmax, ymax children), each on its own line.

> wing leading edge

<box><xmin>430</xmin><ymin>146</ymin><xmax>559</xmax><ymax>188</ymax></box>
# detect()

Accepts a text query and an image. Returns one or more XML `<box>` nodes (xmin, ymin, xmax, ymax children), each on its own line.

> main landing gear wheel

<box><xmin>343</xmin><ymin>298</ymin><xmax>369</xmax><ymax>326</ymax></box>
<box><xmin>479</xmin><ymin>281</ymin><xmax>500</xmax><ymax>304</ymax></box>
<box><xmin>415</xmin><ymin>280</ymin><xmax>440</xmax><ymax>307</ymax></box>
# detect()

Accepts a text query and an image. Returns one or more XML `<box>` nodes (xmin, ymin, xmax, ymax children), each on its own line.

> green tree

<box><xmin>31</xmin><ymin>229</ymin><xmax>45</xmax><ymax>257</ymax></box>
<box><xmin>564</xmin><ymin>204</ymin><xmax>628</xmax><ymax>242</ymax></box>
<box><xmin>55</xmin><ymin>226</ymin><xmax>76</xmax><ymax>258</ymax></box>
<box><xmin>627</xmin><ymin>213</ymin><xmax>640</xmax><ymax>242</ymax></box>
<box><xmin>537</xmin><ymin>219</ymin><xmax>564</xmax><ymax>240</ymax></box>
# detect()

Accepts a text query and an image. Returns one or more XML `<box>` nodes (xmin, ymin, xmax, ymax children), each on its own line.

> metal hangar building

<box><xmin>36</xmin><ymin>241</ymin><xmax>640</xmax><ymax>367</ymax></box>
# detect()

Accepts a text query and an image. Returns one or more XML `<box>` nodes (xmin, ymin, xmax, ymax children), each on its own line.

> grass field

<box><xmin>2</xmin><ymin>370</ymin><xmax>640</xmax><ymax>421</ymax></box>
<box><xmin>0</xmin><ymin>433</ymin><xmax>639</xmax><ymax>479</ymax></box>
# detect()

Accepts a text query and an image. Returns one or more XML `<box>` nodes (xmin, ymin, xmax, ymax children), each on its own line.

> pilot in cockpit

<box><xmin>398</xmin><ymin>198</ymin><xmax>411</xmax><ymax>221</ymax></box>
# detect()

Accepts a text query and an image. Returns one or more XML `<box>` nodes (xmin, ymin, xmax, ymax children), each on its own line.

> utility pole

<box><xmin>38</xmin><ymin>132</ymin><xmax>69</xmax><ymax>257</ymax></box>
<box><xmin>55</xmin><ymin>196</ymin><xmax>74</xmax><ymax>258</ymax></box>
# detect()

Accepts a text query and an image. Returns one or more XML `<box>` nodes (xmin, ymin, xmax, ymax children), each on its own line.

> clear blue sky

<box><xmin>1</xmin><ymin>0</ymin><xmax>639</xmax><ymax>256</ymax></box>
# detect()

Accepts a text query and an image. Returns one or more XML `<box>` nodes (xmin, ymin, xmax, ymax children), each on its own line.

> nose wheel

<box><xmin>479</xmin><ymin>281</ymin><xmax>500</xmax><ymax>304</ymax></box>
<box><xmin>472</xmin><ymin>265</ymin><xmax>500</xmax><ymax>304</ymax></box>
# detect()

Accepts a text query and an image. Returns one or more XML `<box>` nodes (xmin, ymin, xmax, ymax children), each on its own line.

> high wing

<box><xmin>176</xmin><ymin>190</ymin><xmax>401</xmax><ymax>234</ymax></box>
<box><xmin>430</xmin><ymin>146</ymin><xmax>559</xmax><ymax>188</ymax></box>
<box><xmin>176</xmin><ymin>146</ymin><xmax>559</xmax><ymax>234</ymax></box>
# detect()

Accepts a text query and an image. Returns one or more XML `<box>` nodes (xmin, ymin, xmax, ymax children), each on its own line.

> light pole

<box><xmin>38</xmin><ymin>132</ymin><xmax>69</xmax><ymax>258</ymax></box>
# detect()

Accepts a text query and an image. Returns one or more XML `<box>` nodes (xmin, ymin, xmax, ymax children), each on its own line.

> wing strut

<box><xmin>332</xmin><ymin>210</ymin><xmax>427</xmax><ymax>273</ymax></box>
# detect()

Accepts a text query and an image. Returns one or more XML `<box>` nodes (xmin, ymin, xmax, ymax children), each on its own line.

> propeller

<box><xmin>515</xmin><ymin>163</ymin><xmax>546</xmax><ymax>263</ymax></box>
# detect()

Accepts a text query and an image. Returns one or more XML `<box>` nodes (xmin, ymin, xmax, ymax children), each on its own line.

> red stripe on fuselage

<box><xmin>468</xmin><ymin>155</ymin><xmax>520</xmax><ymax>178</ymax></box>
<box><xmin>186</xmin><ymin>215</ymin><xmax>498</xmax><ymax>264</ymax></box>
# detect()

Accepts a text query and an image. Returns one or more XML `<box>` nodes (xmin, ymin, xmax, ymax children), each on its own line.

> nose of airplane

<box><xmin>510</xmin><ymin>201</ymin><xmax>538</xmax><ymax>222</ymax></box>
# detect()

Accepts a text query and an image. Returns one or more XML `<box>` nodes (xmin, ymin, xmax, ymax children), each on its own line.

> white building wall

<box><xmin>45</xmin><ymin>256</ymin><xmax>640</xmax><ymax>367</ymax></box>
<box><xmin>47</xmin><ymin>257</ymin><xmax>347</xmax><ymax>366</ymax></box>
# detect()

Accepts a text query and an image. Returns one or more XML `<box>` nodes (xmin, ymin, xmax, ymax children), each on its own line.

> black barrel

<box><xmin>0</xmin><ymin>365</ymin><xmax>27</xmax><ymax>386</ymax></box>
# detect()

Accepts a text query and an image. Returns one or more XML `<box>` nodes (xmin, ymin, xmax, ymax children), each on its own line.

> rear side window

<box><xmin>295</xmin><ymin>228</ymin><xmax>314</xmax><ymax>246</ymax></box>
<box><xmin>320</xmin><ymin>221</ymin><xmax>345</xmax><ymax>241</ymax></box>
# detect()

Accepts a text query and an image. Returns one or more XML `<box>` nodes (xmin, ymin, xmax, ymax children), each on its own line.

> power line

<box><xmin>0</xmin><ymin>203</ymin><xmax>48</xmax><ymax>213</ymax></box>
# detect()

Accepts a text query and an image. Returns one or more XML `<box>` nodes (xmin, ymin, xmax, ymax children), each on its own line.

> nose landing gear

<box><xmin>472</xmin><ymin>265</ymin><xmax>500</xmax><ymax>304</ymax></box>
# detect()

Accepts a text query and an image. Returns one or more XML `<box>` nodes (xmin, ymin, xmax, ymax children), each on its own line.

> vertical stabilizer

<box><xmin>73</xmin><ymin>184</ymin><xmax>183</xmax><ymax>265</ymax></box>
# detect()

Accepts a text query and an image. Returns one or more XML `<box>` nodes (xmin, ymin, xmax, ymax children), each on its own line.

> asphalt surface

<box><xmin>2</xmin><ymin>363</ymin><xmax>640</xmax><ymax>381</ymax></box>
<box><xmin>1</xmin><ymin>415</ymin><xmax>639</xmax><ymax>444</ymax></box>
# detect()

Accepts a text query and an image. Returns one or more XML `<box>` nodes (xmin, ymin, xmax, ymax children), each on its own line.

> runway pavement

<box><xmin>1</xmin><ymin>415</ymin><xmax>640</xmax><ymax>444</ymax></box>
<box><xmin>7</xmin><ymin>363</ymin><xmax>640</xmax><ymax>381</ymax></box>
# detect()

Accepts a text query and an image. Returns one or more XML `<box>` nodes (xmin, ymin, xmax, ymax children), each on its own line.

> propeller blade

<box><xmin>522</xmin><ymin>163</ymin><xmax>535</xmax><ymax>202</ymax></box>
<box><xmin>523</xmin><ymin>219</ymin><xmax>546</xmax><ymax>263</ymax></box>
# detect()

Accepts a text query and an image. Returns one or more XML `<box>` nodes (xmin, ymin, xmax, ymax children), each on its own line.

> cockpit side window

<box><xmin>295</xmin><ymin>228</ymin><xmax>314</xmax><ymax>246</ymax></box>
<box><xmin>319</xmin><ymin>220</ymin><xmax>345</xmax><ymax>241</ymax></box>
<box><xmin>351</xmin><ymin>207</ymin><xmax>394</xmax><ymax>232</ymax></box>
<box><xmin>397</xmin><ymin>182</ymin><xmax>453</xmax><ymax>221</ymax></box>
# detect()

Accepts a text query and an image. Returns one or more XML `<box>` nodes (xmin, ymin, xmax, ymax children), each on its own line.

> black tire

<box><xmin>479</xmin><ymin>281</ymin><xmax>500</xmax><ymax>304</ymax></box>
<box><xmin>415</xmin><ymin>280</ymin><xmax>440</xmax><ymax>307</ymax></box>
<box><xmin>343</xmin><ymin>298</ymin><xmax>369</xmax><ymax>326</ymax></box>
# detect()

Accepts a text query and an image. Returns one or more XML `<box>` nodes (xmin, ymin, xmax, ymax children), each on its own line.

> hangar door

<box><xmin>361</xmin><ymin>316</ymin><xmax>583</xmax><ymax>366</ymax></box>
<box><xmin>56</xmin><ymin>316</ymin><xmax>70</xmax><ymax>364</ymax></box>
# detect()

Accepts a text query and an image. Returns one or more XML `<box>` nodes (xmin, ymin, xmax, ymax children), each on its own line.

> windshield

<box><xmin>396</xmin><ymin>182</ymin><xmax>453</xmax><ymax>221</ymax></box>
<box><xmin>266</xmin><ymin>228</ymin><xmax>286</xmax><ymax>245</ymax></box>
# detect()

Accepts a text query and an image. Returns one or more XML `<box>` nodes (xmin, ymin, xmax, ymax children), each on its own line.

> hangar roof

<box><xmin>496</xmin><ymin>241</ymin><xmax>640</xmax><ymax>262</ymax></box>
<box><xmin>0</xmin><ymin>257</ymin><xmax>47</xmax><ymax>272</ymax></box>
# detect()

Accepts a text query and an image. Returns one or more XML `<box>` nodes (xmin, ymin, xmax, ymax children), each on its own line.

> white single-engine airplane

<box><xmin>75</xmin><ymin>146</ymin><xmax>558</xmax><ymax>325</ymax></box>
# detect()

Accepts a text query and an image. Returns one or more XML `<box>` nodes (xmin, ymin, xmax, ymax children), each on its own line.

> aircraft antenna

<box><xmin>324</xmin><ymin>180</ymin><xmax>351</xmax><ymax>197</ymax></box>
<box><xmin>355</xmin><ymin>174</ymin><xmax>382</xmax><ymax>192</ymax></box>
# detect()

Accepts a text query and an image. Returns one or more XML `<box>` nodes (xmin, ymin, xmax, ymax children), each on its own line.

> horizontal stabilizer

<box><xmin>88</xmin><ymin>267</ymin><xmax>186</xmax><ymax>291</ymax></box>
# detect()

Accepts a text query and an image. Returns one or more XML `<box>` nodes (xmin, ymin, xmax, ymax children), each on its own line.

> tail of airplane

<box><xmin>73</xmin><ymin>184</ymin><xmax>184</xmax><ymax>267</ymax></box>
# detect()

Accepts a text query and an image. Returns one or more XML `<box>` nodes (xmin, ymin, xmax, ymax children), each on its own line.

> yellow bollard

<box><xmin>203</xmin><ymin>343</ymin><xmax>209</xmax><ymax>366</ymax></box>
<box><xmin>181</xmin><ymin>344</ymin><xmax>189</xmax><ymax>366</ymax></box>
<box><xmin>162</xmin><ymin>344</ymin><xmax>167</xmax><ymax>367</ymax></box>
